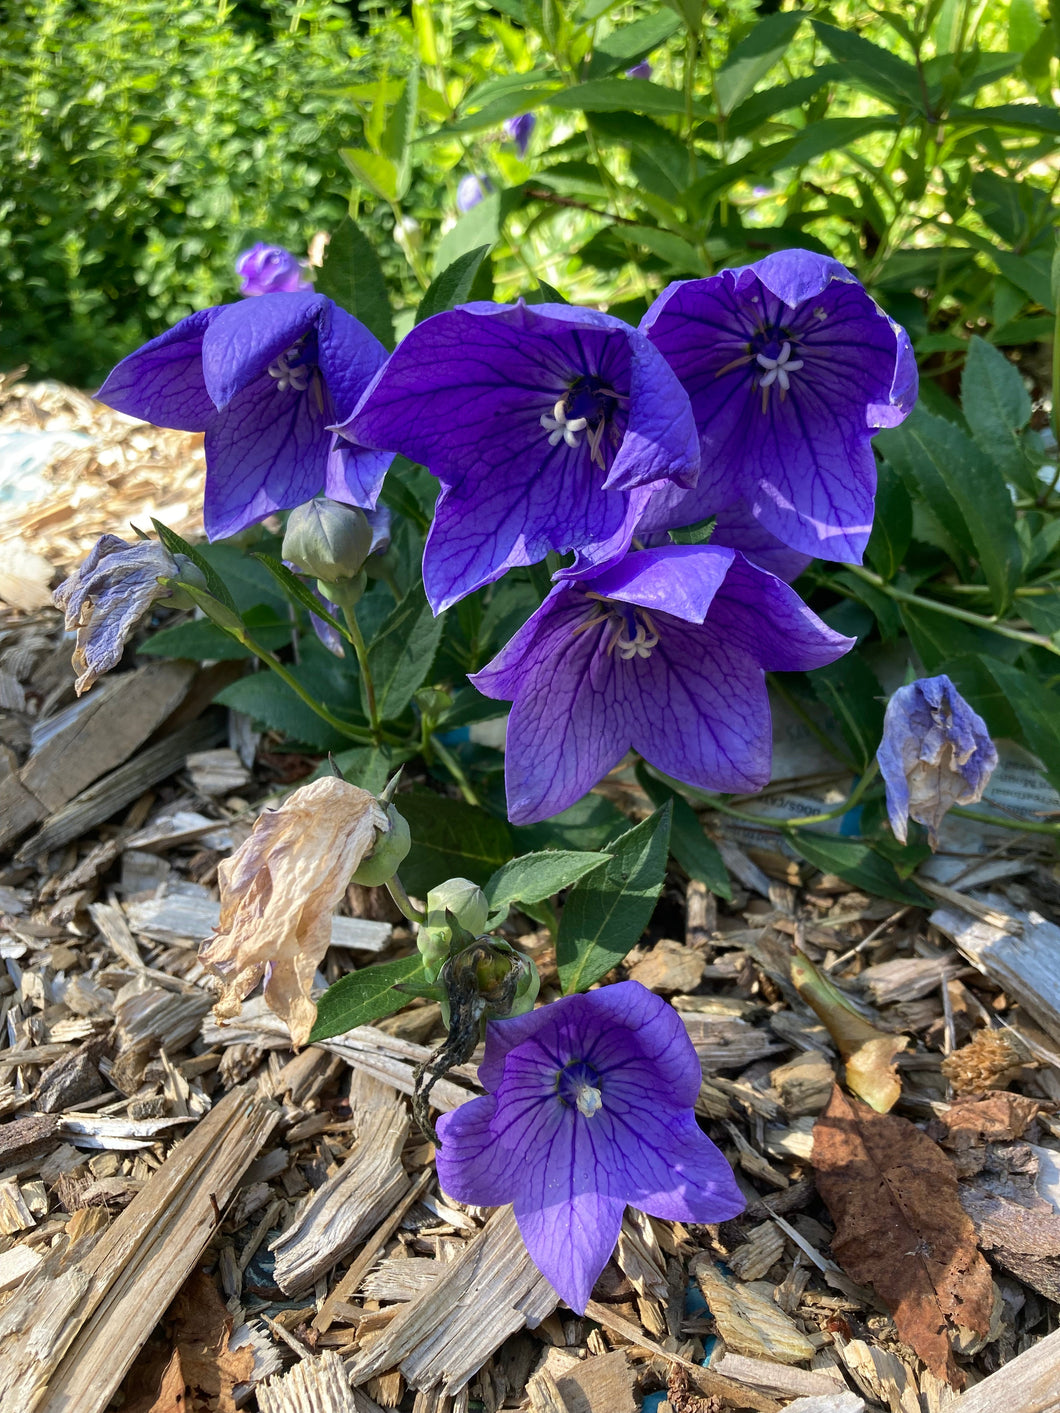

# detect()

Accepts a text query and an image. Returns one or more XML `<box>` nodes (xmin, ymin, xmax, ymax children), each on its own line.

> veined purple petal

<box><xmin>435</xmin><ymin>1094</ymin><xmax>527</xmax><ymax>1207</ymax></box>
<box><xmin>641</xmin><ymin>250</ymin><xmax>916</xmax><ymax>563</ymax></box>
<box><xmin>203</xmin><ymin>292</ymin><xmax>326</xmax><ymax>409</ymax></box>
<box><xmin>515</xmin><ymin>1164</ymin><xmax>625</xmax><ymax>1313</ymax></box>
<box><xmin>582</xmin><ymin>544</ymin><xmax>735</xmax><ymax>623</ymax></box>
<box><xmin>711</xmin><ymin>556</ymin><xmax>855</xmax><ymax>670</ymax></box>
<box><xmin>97</xmin><ymin>307</ymin><xmax>225</xmax><ymax>431</ymax></box>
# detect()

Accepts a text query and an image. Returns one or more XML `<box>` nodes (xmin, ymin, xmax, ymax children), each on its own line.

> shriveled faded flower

<box><xmin>457</xmin><ymin>174</ymin><xmax>493</xmax><ymax>212</ymax></box>
<box><xmin>435</xmin><ymin>981</ymin><xmax>745</xmax><ymax>1312</ymax></box>
<box><xmin>877</xmin><ymin>674</ymin><xmax>998</xmax><ymax>848</ymax></box>
<box><xmin>98</xmin><ymin>293</ymin><xmax>390</xmax><ymax>540</ymax></box>
<box><xmin>199</xmin><ymin>777</ymin><xmax>389</xmax><ymax>1046</ymax></box>
<box><xmin>641</xmin><ymin>249</ymin><xmax>917</xmax><ymax>563</ymax></box>
<box><xmin>504</xmin><ymin>113</ymin><xmax>535</xmax><ymax>157</ymax></box>
<box><xmin>235</xmin><ymin>242</ymin><xmax>312</xmax><ymax>296</ymax></box>
<box><xmin>339</xmin><ymin>302</ymin><xmax>700</xmax><ymax>611</ymax></box>
<box><xmin>53</xmin><ymin>534</ymin><xmax>194</xmax><ymax>694</ymax></box>
<box><xmin>471</xmin><ymin>544</ymin><xmax>851</xmax><ymax>824</ymax></box>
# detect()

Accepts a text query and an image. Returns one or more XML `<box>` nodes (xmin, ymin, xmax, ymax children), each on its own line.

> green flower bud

<box><xmin>283</xmin><ymin>498</ymin><xmax>373</xmax><ymax>583</ymax></box>
<box><xmin>418</xmin><ymin>878</ymin><xmax>489</xmax><ymax>982</ymax></box>
<box><xmin>166</xmin><ymin>554</ymin><xmax>208</xmax><ymax>611</ymax></box>
<box><xmin>349</xmin><ymin>802</ymin><xmax>411</xmax><ymax>886</ymax></box>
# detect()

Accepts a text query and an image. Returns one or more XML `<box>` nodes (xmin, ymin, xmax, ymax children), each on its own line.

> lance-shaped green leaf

<box><xmin>365</xmin><ymin>581</ymin><xmax>444</xmax><ymax>721</ymax></box>
<box><xmin>716</xmin><ymin>10</ymin><xmax>803</xmax><ymax>116</ymax></box>
<box><xmin>557</xmin><ymin>803</ymin><xmax>672</xmax><ymax>994</ymax></box>
<box><xmin>961</xmin><ymin>336</ymin><xmax>1034</xmax><ymax>491</ymax></box>
<box><xmin>790</xmin><ymin>831</ymin><xmax>929</xmax><ymax>908</ymax></box>
<box><xmin>310</xmin><ymin>954</ymin><xmax>429</xmax><ymax>1041</ymax></box>
<box><xmin>251</xmin><ymin>552</ymin><xmax>350</xmax><ymax>642</ymax></box>
<box><xmin>151</xmin><ymin>519</ymin><xmax>236</xmax><ymax>612</ymax></box>
<box><xmin>315</xmin><ymin>216</ymin><xmax>395</xmax><ymax>350</ymax></box>
<box><xmin>484</xmin><ymin>849</ymin><xmax>611</xmax><ymax>921</ymax></box>
<box><xmin>636</xmin><ymin>766</ymin><xmax>730</xmax><ymax>899</ymax></box>
<box><xmin>399</xmin><ymin>793</ymin><xmax>514</xmax><ymax>896</ymax></box>
<box><xmin>416</xmin><ymin>245</ymin><xmax>491</xmax><ymax>325</ymax></box>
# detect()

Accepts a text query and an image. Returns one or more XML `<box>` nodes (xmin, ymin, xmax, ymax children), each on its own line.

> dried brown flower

<box><xmin>199</xmin><ymin>777</ymin><xmax>388</xmax><ymax>1046</ymax></box>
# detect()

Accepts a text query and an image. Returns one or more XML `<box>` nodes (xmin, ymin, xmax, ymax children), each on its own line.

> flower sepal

<box><xmin>349</xmin><ymin>773</ymin><xmax>412</xmax><ymax>886</ymax></box>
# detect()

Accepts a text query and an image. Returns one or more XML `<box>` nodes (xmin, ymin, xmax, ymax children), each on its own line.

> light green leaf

<box><xmin>484</xmin><ymin>850</ymin><xmax>611</xmax><ymax>913</ymax></box>
<box><xmin>557</xmin><ymin>803</ymin><xmax>672</xmax><ymax>994</ymax></box>
<box><xmin>365</xmin><ymin>582</ymin><xmax>444</xmax><ymax>721</ymax></box>
<box><xmin>416</xmin><ymin>245</ymin><xmax>491</xmax><ymax>324</ymax></box>
<box><xmin>546</xmin><ymin>78</ymin><xmax>706</xmax><ymax>118</ymax></box>
<box><xmin>961</xmin><ymin>335</ymin><xmax>1033</xmax><ymax>486</ymax></box>
<box><xmin>398</xmin><ymin>793</ymin><xmax>514</xmax><ymax>896</ymax></box>
<box><xmin>339</xmin><ymin>147</ymin><xmax>400</xmax><ymax>203</ymax></box>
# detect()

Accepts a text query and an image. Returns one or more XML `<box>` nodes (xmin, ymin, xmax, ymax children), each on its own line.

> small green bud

<box><xmin>418</xmin><ymin>878</ymin><xmax>489</xmax><ymax>982</ymax></box>
<box><xmin>166</xmin><ymin>554</ymin><xmax>208</xmax><ymax>611</ymax></box>
<box><xmin>350</xmin><ymin>803</ymin><xmax>411</xmax><ymax>886</ymax></box>
<box><xmin>283</xmin><ymin>498</ymin><xmax>373</xmax><ymax>582</ymax></box>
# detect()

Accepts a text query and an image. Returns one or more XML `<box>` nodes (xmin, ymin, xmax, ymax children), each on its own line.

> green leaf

<box><xmin>141</xmin><ymin>607</ymin><xmax>289</xmax><ymax>661</ymax></box>
<box><xmin>416</xmin><ymin>245</ymin><xmax>491</xmax><ymax>325</ymax></box>
<box><xmin>878</xmin><ymin>408</ymin><xmax>1023</xmax><ymax>613</ymax></box>
<box><xmin>636</xmin><ymin>767</ymin><xmax>730</xmax><ymax>898</ymax></box>
<box><xmin>251</xmin><ymin>553</ymin><xmax>349</xmax><ymax>641</ymax></box>
<box><xmin>587</xmin><ymin>11</ymin><xmax>682</xmax><ymax>79</ymax></box>
<box><xmin>215</xmin><ymin>672</ymin><xmax>352</xmax><ymax>751</ymax></box>
<box><xmin>788</xmin><ymin>831</ymin><xmax>930</xmax><ymax>907</ymax></box>
<box><xmin>546</xmin><ymin>78</ymin><xmax>705</xmax><ymax>118</ymax></box>
<box><xmin>977</xmin><ymin>659</ymin><xmax>1060</xmax><ymax>794</ymax></box>
<box><xmin>326</xmin><ymin>743</ymin><xmax>410</xmax><ymax>795</ymax></box>
<box><xmin>807</xmin><ymin>656</ymin><xmax>886</xmax><ymax>773</ymax></box>
<box><xmin>366</xmin><ymin>581</ymin><xmax>444</xmax><ymax>721</ymax></box>
<box><xmin>810</xmin><ymin>22</ymin><xmax>925</xmax><ymax>109</ymax></box>
<box><xmin>557</xmin><ymin>803</ymin><xmax>672</xmax><ymax>994</ymax></box>
<box><xmin>398</xmin><ymin>792</ymin><xmax>514</xmax><ymax>895</ymax></box>
<box><xmin>381</xmin><ymin>67</ymin><xmax>419</xmax><ymax>166</ymax></box>
<box><xmin>866</xmin><ymin>460</ymin><xmax>912</xmax><ymax>581</ymax></box>
<box><xmin>310</xmin><ymin>955</ymin><xmax>427</xmax><ymax>1041</ymax></box>
<box><xmin>961</xmin><ymin>335</ymin><xmax>1033</xmax><ymax>487</ymax></box>
<box><xmin>315</xmin><ymin>216</ymin><xmax>395</xmax><ymax>350</ymax></box>
<box><xmin>669</xmin><ymin>516</ymin><xmax>716</xmax><ymax>547</ymax></box>
<box><xmin>484</xmin><ymin>850</ymin><xmax>611</xmax><ymax>913</ymax></box>
<box><xmin>716</xmin><ymin>11</ymin><xmax>803</xmax><ymax>116</ymax></box>
<box><xmin>151</xmin><ymin>520</ymin><xmax>236</xmax><ymax>612</ymax></box>
<box><xmin>950</xmin><ymin>102</ymin><xmax>1060</xmax><ymax>136</ymax></box>
<box><xmin>511</xmin><ymin>792</ymin><xmax>628</xmax><ymax>852</ymax></box>
<box><xmin>340</xmin><ymin>147</ymin><xmax>400</xmax><ymax>203</ymax></box>
<box><xmin>435</xmin><ymin>190</ymin><xmax>511</xmax><ymax>273</ymax></box>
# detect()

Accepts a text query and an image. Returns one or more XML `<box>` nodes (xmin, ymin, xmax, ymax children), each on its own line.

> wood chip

<box><xmin>258</xmin><ymin>1349</ymin><xmax>354</xmax><ymax>1413</ymax></box>
<box><xmin>126</xmin><ymin>890</ymin><xmax>391</xmax><ymax>953</ymax></box>
<box><xmin>694</xmin><ymin>1257</ymin><xmax>816</xmax><ymax>1364</ymax></box>
<box><xmin>0</xmin><ymin>1080</ymin><xmax>278</xmax><ymax>1413</ymax></box>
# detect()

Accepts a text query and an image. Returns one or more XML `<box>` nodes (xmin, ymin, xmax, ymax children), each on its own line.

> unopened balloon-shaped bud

<box><xmin>350</xmin><ymin>802</ymin><xmax>411</xmax><ymax>886</ymax></box>
<box><xmin>418</xmin><ymin>878</ymin><xmax>489</xmax><ymax>982</ymax></box>
<box><xmin>283</xmin><ymin>498</ymin><xmax>374</xmax><ymax>584</ymax></box>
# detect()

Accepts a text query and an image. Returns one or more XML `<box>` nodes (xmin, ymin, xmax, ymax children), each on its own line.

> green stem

<box><xmin>699</xmin><ymin>764</ymin><xmax>880</xmax><ymax>832</ymax></box>
<box><xmin>240</xmin><ymin>636</ymin><xmax>374</xmax><ymax>743</ymax></box>
<box><xmin>430</xmin><ymin>734</ymin><xmax>481</xmax><ymax>807</ymax></box>
<box><xmin>950</xmin><ymin>805</ymin><xmax>1060</xmax><ymax>836</ymax></box>
<box><xmin>386</xmin><ymin>874</ymin><xmax>427</xmax><ymax>923</ymax></box>
<box><xmin>846</xmin><ymin>565</ymin><xmax>1060</xmax><ymax>659</ymax></box>
<box><xmin>335</xmin><ymin>592</ymin><xmax>381</xmax><ymax>739</ymax></box>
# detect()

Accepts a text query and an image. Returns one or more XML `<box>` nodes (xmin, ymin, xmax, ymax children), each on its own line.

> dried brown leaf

<box><xmin>145</xmin><ymin>1270</ymin><xmax>255</xmax><ymax>1413</ymax></box>
<box><xmin>812</xmin><ymin>1085</ymin><xmax>993</xmax><ymax>1387</ymax></box>
<box><xmin>937</xmin><ymin>1094</ymin><xmax>1045</xmax><ymax>1151</ymax></box>
<box><xmin>791</xmin><ymin>950</ymin><xmax>908</xmax><ymax>1112</ymax></box>
<box><xmin>199</xmin><ymin>776</ymin><xmax>386</xmax><ymax>1045</ymax></box>
<box><xmin>147</xmin><ymin>1349</ymin><xmax>187</xmax><ymax>1413</ymax></box>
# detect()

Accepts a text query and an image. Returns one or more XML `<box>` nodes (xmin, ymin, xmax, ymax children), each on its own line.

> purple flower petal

<box><xmin>434</xmin><ymin>1094</ymin><xmax>527</xmax><ymax>1207</ymax></box>
<box><xmin>641</xmin><ymin>250</ymin><xmax>917</xmax><ymax>563</ymax></box>
<box><xmin>97</xmin><ymin>308</ymin><xmax>225</xmax><ymax>431</ymax></box>
<box><xmin>202</xmin><ymin>293</ymin><xmax>327</xmax><ymax>409</ymax></box>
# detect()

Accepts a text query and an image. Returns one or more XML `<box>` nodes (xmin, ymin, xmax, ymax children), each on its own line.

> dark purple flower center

<box><xmin>540</xmin><ymin>375</ymin><xmax>627</xmax><ymax>470</ymax></box>
<box><xmin>572</xmin><ymin>593</ymin><xmax>660</xmax><ymax>661</ymax></box>
<box><xmin>556</xmin><ymin>1059</ymin><xmax>604</xmax><ymax>1116</ymax></box>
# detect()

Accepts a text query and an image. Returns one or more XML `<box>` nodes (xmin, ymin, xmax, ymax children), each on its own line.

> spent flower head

<box><xmin>235</xmin><ymin>242</ymin><xmax>312</xmax><ymax>296</ymax></box>
<box><xmin>98</xmin><ymin>293</ymin><xmax>390</xmax><ymax>540</ymax></box>
<box><xmin>53</xmin><ymin>534</ymin><xmax>201</xmax><ymax>694</ymax></box>
<box><xmin>436</xmin><ymin>981</ymin><xmax>745</xmax><ymax>1311</ymax></box>
<box><xmin>641</xmin><ymin>249</ymin><xmax>917</xmax><ymax>563</ymax></box>
<box><xmin>471</xmin><ymin>544</ymin><xmax>852</xmax><ymax>824</ymax></box>
<box><xmin>199</xmin><ymin>776</ymin><xmax>391</xmax><ymax>1046</ymax></box>
<box><xmin>877</xmin><ymin>674</ymin><xmax>998</xmax><ymax>848</ymax></box>
<box><xmin>339</xmin><ymin>301</ymin><xmax>700</xmax><ymax>611</ymax></box>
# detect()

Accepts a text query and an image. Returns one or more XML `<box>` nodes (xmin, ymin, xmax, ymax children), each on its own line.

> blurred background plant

<box><xmin>6</xmin><ymin>0</ymin><xmax>1060</xmax><ymax>894</ymax></box>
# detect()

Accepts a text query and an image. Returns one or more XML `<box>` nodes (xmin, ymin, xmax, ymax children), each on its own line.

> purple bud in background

<box><xmin>235</xmin><ymin>243</ymin><xmax>312</xmax><ymax>297</ymax></box>
<box><xmin>456</xmin><ymin>174</ymin><xmax>493</xmax><ymax>212</ymax></box>
<box><xmin>877</xmin><ymin>674</ymin><xmax>998</xmax><ymax>848</ymax></box>
<box><xmin>504</xmin><ymin>112</ymin><xmax>536</xmax><ymax>158</ymax></box>
<box><xmin>626</xmin><ymin>60</ymin><xmax>652</xmax><ymax>79</ymax></box>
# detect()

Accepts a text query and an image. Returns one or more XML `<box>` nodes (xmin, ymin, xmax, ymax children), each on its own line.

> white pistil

<box><xmin>609</xmin><ymin>609</ymin><xmax>660</xmax><ymax>661</ymax></box>
<box><xmin>541</xmin><ymin>398</ymin><xmax>588</xmax><ymax>449</ymax></box>
<box><xmin>268</xmin><ymin>345</ymin><xmax>311</xmax><ymax>394</ymax></box>
<box><xmin>575</xmin><ymin>1083</ymin><xmax>603</xmax><ymax>1117</ymax></box>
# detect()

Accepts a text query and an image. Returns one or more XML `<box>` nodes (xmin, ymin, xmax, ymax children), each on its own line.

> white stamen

<box><xmin>755</xmin><ymin>341</ymin><xmax>804</xmax><ymax>404</ymax></box>
<box><xmin>268</xmin><ymin>344</ymin><xmax>311</xmax><ymax>394</ymax></box>
<box><xmin>575</xmin><ymin>1084</ymin><xmax>603</xmax><ymax>1117</ymax></box>
<box><xmin>611</xmin><ymin>610</ymin><xmax>660</xmax><ymax>661</ymax></box>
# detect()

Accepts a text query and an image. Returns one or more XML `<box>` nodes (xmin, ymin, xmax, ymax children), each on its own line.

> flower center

<box><xmin>572</xmin><ymin>595</ymin><xmax>661</xmax><ymax>662</ymax></box>
<box><xmin>714</xmin><ymin>325</ymin><xmax>805</xmax><ymax>413</ymax></box>
<box><xmin>556</xmin><ymin>1060</ymin><xmax>603</xmax><ymax>1117</ymax></box>
<box><xmin>540</xmin><ymin>376</ymin><xmax>626</xmax><ymax>469</ymax></box>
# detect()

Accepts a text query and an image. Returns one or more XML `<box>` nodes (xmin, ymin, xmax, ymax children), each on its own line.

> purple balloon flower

<box><xmin>338</xmin><ymin>302</ymin><xmax>700</xmax><ymax>612</ymax></box>
<box><xmin>456</xmin><ymin>174</ymin><xmax>493</xmax><ymax>212</ymax></box>
<box><xmin>470</xmin><ymin>544</ymin><xmax>852</xmax><ymax>824</ymax></box>
<box><xmin>235</xmin><ymin>242</ymin><xmax>312</xmax><ymax>297</ymax></box>
<box><xmin>504</xmin><ymin>112</ymin><xmax>536</xmax><ymax>157</ymax></box>
<box><xmin>97</xmin><ymin>294</ymin><xmax>391</xmax><ymax>541</ymax></box>
<box><xmin>877</xmin><ymin>674</ymin><xmax>998</xmax><ymax>848</ymax></box>
<box><xmin>641</xmin><ymin>249</ymin><xmax>918</xmax><ymax>564</ymax></box>
<box><xmin>435</xmin><ymin>981</ymin><xmax>745</xmax><ymax>1312</ymax></box>
<box><xmin>626</xmin><ymin>60</ymin><xmax>653</xmax><ymax>79</ymax></box>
